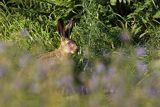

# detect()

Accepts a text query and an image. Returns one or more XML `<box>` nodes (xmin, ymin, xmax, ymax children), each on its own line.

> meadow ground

<box><xmin>0</xmin><ymin>0</ymin><xmax>160</xmax><ymax>107</ymax></box>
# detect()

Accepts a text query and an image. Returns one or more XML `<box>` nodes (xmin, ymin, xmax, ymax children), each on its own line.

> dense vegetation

<box><xmin>0</xmin><ymin>0</ymin><xmax>160</xmax><ymax>107</ymax></box>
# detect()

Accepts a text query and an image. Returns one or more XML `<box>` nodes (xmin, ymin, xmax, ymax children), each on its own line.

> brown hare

<box><xmin>34</xmin><ymin>19</ymin><xmax>78</xmax><ymax>95</ymax></box>
<box><xmin>38</xmin><ymin>18</ymin><xmax>78</xmax><ymax>71</ymax></box>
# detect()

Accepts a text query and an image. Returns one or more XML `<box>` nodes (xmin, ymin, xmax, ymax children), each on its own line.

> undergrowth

<box><xmin>0</xmin><ymin>0</ymin><xmax>160</xmax><ymax>107</ymax></box>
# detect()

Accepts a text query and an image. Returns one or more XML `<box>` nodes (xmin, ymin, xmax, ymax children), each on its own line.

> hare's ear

<box><xmin>65</xmin><ymin>19</ymin><xmax>74</xmax><ymax>38</ymax></box>
<box><xmin>57</xmin><ymin>18</ymin><xmax>65</xmax><ymax>37</ymax></box>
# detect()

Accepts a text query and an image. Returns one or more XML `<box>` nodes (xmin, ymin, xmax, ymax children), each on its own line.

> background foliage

<box><xmin>0</xmin><ymin>0</ymin><xmax>160</xmax><ymax>107</ymax></box>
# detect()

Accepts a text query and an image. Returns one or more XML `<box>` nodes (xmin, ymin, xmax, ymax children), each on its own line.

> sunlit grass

<box><xmin>0</xmin><ymin>0</ymin><xmax>160</xmax><ymax>107</ymax></box>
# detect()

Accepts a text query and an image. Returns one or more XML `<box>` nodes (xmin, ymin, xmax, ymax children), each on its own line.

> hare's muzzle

<box><xmin>70</xmin><ymin>43</ymin><xmax>78</xmax><ymax>54</ymax></box>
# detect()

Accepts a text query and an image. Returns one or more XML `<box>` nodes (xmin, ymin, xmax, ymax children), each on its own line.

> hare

<box><xmin>40</xmin><ymin>18</ymin><xmax>78</xmax><ymax>59</ymax></box>
<box><xmin>37</xmin><ymin>18</ymin><xmax>78</xmax><ymax>71</ymax></box>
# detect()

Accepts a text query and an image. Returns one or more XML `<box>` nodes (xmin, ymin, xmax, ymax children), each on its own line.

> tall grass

<box><xmin>0</xmin><ymin>0</ymin><xmax>160</xmax><ymax>107</ymax></box>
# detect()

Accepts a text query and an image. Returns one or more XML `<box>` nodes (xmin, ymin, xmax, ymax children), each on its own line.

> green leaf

<box><xmin>52</xmin><ymin>0</ymin><xmax>72</xmax><ymax>6</ymax></box>
<box><xmin>153</xmin><ymin>11</ymin><xmax>160</xmax><ymax>18</ymax></box>
<box><xmin>110</xmin><ymin>0</ymin><xmax>117</xmax><ymax>6</ymax></box>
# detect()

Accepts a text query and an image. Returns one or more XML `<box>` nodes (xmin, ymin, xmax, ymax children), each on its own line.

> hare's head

<box><xmin>58</xmin><ymin>18</ymin><xmax>78</xmax><ymax>54</ymax></box>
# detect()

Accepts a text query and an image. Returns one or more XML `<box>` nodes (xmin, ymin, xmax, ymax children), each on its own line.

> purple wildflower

<box><xmin>20</xmin><ymin>28</ymin><xmax>29</xmax><ymax>37</ymax></box>
<box><xmin>0</xmin><ymin>65</ymin><xmax>7</xmax><ymax>77</ymax></box>
<box><xmin>120</xmin><ymin>32</ymin><xmax>130</xmax><ymax>42</ymax></box>
<box><xmin>0</xmin><ymin>42</ymin><xmax>6</xmax><ymax>52</ymax></box>
<box><xmin>13</xmin><ymin>79</ymin><xmax>25</xmax><ymax>90</ymax></box>
<box><xmin>144</xmin><ymin>86</ymin><xmax>160</xmax><ymax>97</ymax></box>
<box><xmin>75</xmin><ymin>85</ymin><xmax>88</xmax><ymax>94</ymax></box>
<box><xmin>136</xmin><ymin>61</ymin><xmax>148</xmax><ymax>73</ymax></box>
<box><xmin>102</xmin><ymin>74</ymin><xmax>116</xmax><ymax>95</ymax></box>
<box><xmin>141</xmin><ymin>72</ymin><xmax>160</xmax><ymax>98</ymax></box>
<box><xmin>136</xmin><ymin>47</ymin><xmax>146</xmax><ymax>56</ymax></box>
<box><xmin>19</xmin><ymin>52</ymin><xmax>31</xmax><ymax>67</ymax></box>
<box><xmin>35</xmin><ymin>68</ymin><xmax>47</xmax><ymax>81</ymax></box>
<box><xmin>56</xmin><ymin>75</ymin><xmax>74</xmax><ymax>94</ymax></box>
<box><xmin>95</xmin><ymin>62</ymin><xmax>106</xmax><ymax>73</ymax></box>
<box><xmin>30</xmin><ymin>83</ymin><xmax>40</xmax><ymax>94</ymax></box>
<box><xmin>108</xmin><ymin>67</ymin><xmax>116</xmax><ymax>75</ymax></box>
<box><xmin>88</xmin><ymin>74</ymin><xmax>99</xmax><ymax>92</ymax></box>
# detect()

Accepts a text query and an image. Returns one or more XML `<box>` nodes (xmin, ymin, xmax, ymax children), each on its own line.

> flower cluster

<box><xmin>0</xmin><ymin>43</ymin><xmax>160</xmax><ymax>107</ymax></box>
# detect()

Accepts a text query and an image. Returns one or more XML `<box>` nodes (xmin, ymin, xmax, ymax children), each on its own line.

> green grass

<box><xmin>0</xmin><ymin>0</ymin><xmax>160</xmax><ymax>107</ymax></box>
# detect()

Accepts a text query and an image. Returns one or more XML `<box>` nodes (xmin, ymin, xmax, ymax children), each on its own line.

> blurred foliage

<box><xmin>0</xmin><ymin>42</ymin><xmax>160</xmax><ymax>107</ymax></box>
<box><xmin>0</xmin><ymin>0</ymin><xmax>160</xmax><ymax>106</ymax></box>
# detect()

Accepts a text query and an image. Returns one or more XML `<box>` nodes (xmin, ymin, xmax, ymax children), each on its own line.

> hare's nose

<box><xmin>70</xmin><ymin>44</ymin><xmax>75</xmax><ymax>50</ymax></box>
